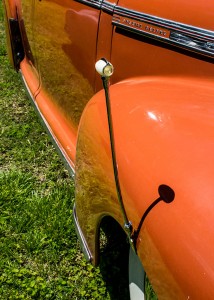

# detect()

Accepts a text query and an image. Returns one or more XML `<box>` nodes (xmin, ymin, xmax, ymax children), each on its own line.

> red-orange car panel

<box><xmin>3</xmin><ymin>0</ymin><xmax>214</xmax><ymax>298</ymax></box>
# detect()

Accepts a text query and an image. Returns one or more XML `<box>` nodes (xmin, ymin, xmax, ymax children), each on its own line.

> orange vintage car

<box><xmin>3</xmin><ymin>0</ymin><xmax>214</xmax><ymax>298</ymax></box>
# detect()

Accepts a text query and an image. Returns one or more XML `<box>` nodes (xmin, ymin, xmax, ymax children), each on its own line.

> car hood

<box><xmin>118</xmin><ymin>0</ymin><xmax>214</xmax><ymax>31</ymax></box>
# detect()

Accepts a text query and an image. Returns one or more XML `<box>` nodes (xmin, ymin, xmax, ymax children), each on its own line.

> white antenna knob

<box><xmin>95</xmin><ymin>58</ymin><xmax>114</xmax><ymax>77</ymax></box>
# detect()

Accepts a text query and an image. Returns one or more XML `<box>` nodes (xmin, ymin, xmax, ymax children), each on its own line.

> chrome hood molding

<box><xmin>112</xmin><ymin>6</ymin><xmax>214</xmax><ymax>58</ymax></box>
<box><xmin>74</xmin><ymin>0</ymin><xmax>214</xmax><ymax>58</ymax></box>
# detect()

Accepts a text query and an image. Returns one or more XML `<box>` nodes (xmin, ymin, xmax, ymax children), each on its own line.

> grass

<box><xmin>0</xmin><ymin>2</ymin><xmax>130</xmax><ymax>299</ymax></box>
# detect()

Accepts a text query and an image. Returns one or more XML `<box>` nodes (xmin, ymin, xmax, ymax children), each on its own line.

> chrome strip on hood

<box><xmin>74</xmin><ymin>0</ymin><xmax>214</xmax><ymax>58</ymax></box>
<box><xmin>112</xmin><ymin>6</ymin><xmax>214</xmax><ymax>58</ymax></box>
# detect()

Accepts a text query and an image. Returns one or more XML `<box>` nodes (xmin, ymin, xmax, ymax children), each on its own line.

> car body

<box><xmin>3</xmin><ymin>0</ymin><xmax>214</xmax><ymax>298</ymax></box>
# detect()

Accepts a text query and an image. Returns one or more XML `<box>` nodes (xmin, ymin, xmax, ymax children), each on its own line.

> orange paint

<box><xmin>35</xmin><ymin>89</ymin><xmax>77</xmax><ymax>167</ymax></box>
<box><xmin>4</xmin><ymin>0</ymin><xmax>214</xmax><ymax>297</ymax></box>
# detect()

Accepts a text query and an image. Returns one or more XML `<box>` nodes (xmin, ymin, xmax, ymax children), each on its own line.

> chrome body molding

<box><xmin>21</xmin><ymin>72</ymin><xmax>92</xmax><ymax>261</ymax></box>
<box><xmin>74</xmin><ymin>0</ymin><xmax>102</xmax><ymax>9</ymax></box>
<box><xmin>113</xmin><ymin>6</ymin><xmax>213</xmax><ymax>41</ymax></box>
<box><xmin>170</xmin><ymin>32</ymin><xmax>214</xmax><ymax>56</ymax></box>
<box><xmin>101</xmin><ymin>0</ymin><xmax>116</xmax><ymax>14</ymax></box>
<box><xmin>73</xmin><ymin>204</ymin><xmax>93</xmax><ymax>262</ymax></box>
<box><xmin>112</xmin><ymin>7</ymin><xmax>214</xmax><ymax>57</ymax></box>
<box><xmin>20</xmin><ymin>72</ymin><xmax>75</xmax><ymax>179</ymax></box>
<box><xmin>75</xmin><ymin>0</ymin><xmax>214</xmax><ymax>57</ymax></box>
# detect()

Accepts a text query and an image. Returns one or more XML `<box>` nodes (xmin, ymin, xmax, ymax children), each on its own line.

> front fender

<box><xmin>75</xmin><ymin>75</ymin><xmax>214</xmax><ymax>298</ymax></box>
<box><xmin>75</xmin><ymin>86</ymin><xmax>125</xmax><ymax>265</ymax></box>
<box><xmin>110</xmin><ymin>75</ymin><xmax>214</xmax><ymax>299</ymax></box>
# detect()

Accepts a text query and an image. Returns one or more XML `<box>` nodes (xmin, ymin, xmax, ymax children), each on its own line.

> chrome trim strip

<box><xmin>169</xmin><ymin>32</ymin><xmax>214</xmax><ymax>57</ymax></box>
<box><xmin>101</xmin><ymin>1</ymin><xmax>115</xmax><ymax>14</ymax></box>
<box><xmin>113</xmin><ymin>7</ymin><xmax>214</xmax><ymax>40</ymax></box>
<box><xmin>73</xmin><ymin>204</ymin><xmax>93</xmax><ymax>262</ymax></box>
<box><xmin>21</xmin><ymin>73</ymin><xmax>92</xmax><ymax>261</ymax></box>
<box><xmin>74</xmin><ymin>0</ymin><xmax>115</xmax><ymax>13</ymax></box>
<box><xmin>20</xmin><ymin>72</ymin><xmax>75</xmax><ymax>179</ymax></box>
<box><xmin>73</xmin><ymin>0</ymin><xmax>214</xmax><ymax>57</ymax></box>
<box><xmin>74</xmin><ymin>0</ymin><xmax>102</xmax><ymax>9</ymax></box>
<box><xmin>112</xmin><ymin>7</ymin><xmax>214</xmax><ymax>57</ymax></box>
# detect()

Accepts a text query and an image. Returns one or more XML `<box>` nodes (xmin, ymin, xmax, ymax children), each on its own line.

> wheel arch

<box><xmin>74</xmin><ymin>87</ymin><xmax>126</xmax><ymax>265</ymax></box>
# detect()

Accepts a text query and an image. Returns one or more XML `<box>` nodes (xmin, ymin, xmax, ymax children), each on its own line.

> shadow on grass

<box><xmin>99</xmin><ymin>217</ymin><xmax>130</xmax><ymax>300</ymax></box>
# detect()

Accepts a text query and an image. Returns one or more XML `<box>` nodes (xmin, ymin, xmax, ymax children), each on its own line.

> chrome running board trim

<box><xmin>20</xmin><ymin>72</ymin><xmax>75</xmax><ymax>179</ymax></box>
<box><xmin>73</xmin><ymin>204</ymin><xmax>93</xmax><ymax>262</ymax></box>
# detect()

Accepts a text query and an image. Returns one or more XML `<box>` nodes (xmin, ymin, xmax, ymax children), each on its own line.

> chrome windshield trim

<box><xmin>112</xmin><ymin>7</ymin><xmax>214</xmax><ymax>58</ymax></box>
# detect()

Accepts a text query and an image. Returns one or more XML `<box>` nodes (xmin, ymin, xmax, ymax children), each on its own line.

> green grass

<box><xmin>0</xmin><ymin>2</ymin><xmax>130</xmax><ymax>299</ymax></box>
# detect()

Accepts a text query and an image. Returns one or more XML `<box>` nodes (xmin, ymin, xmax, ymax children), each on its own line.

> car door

<box><xmin>22</xmin><ymin>0</ymin><xmax>102</xmax><ymax>130</ymax></box>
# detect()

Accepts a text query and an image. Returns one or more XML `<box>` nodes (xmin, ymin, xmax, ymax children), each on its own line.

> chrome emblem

<box><xmin>145</xmin><ymin>25</ymin><xmax>167</xmax><ymax>37</ymax></box>
<box><xmin>112</xmin><ymin>10</ymin><xmax>214</xmax><ymax>58</ymax></box>
<box><xmin>114</xmin><ymin>15</ymin><xmax>170</xmax><ymax>39</ymax></box>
